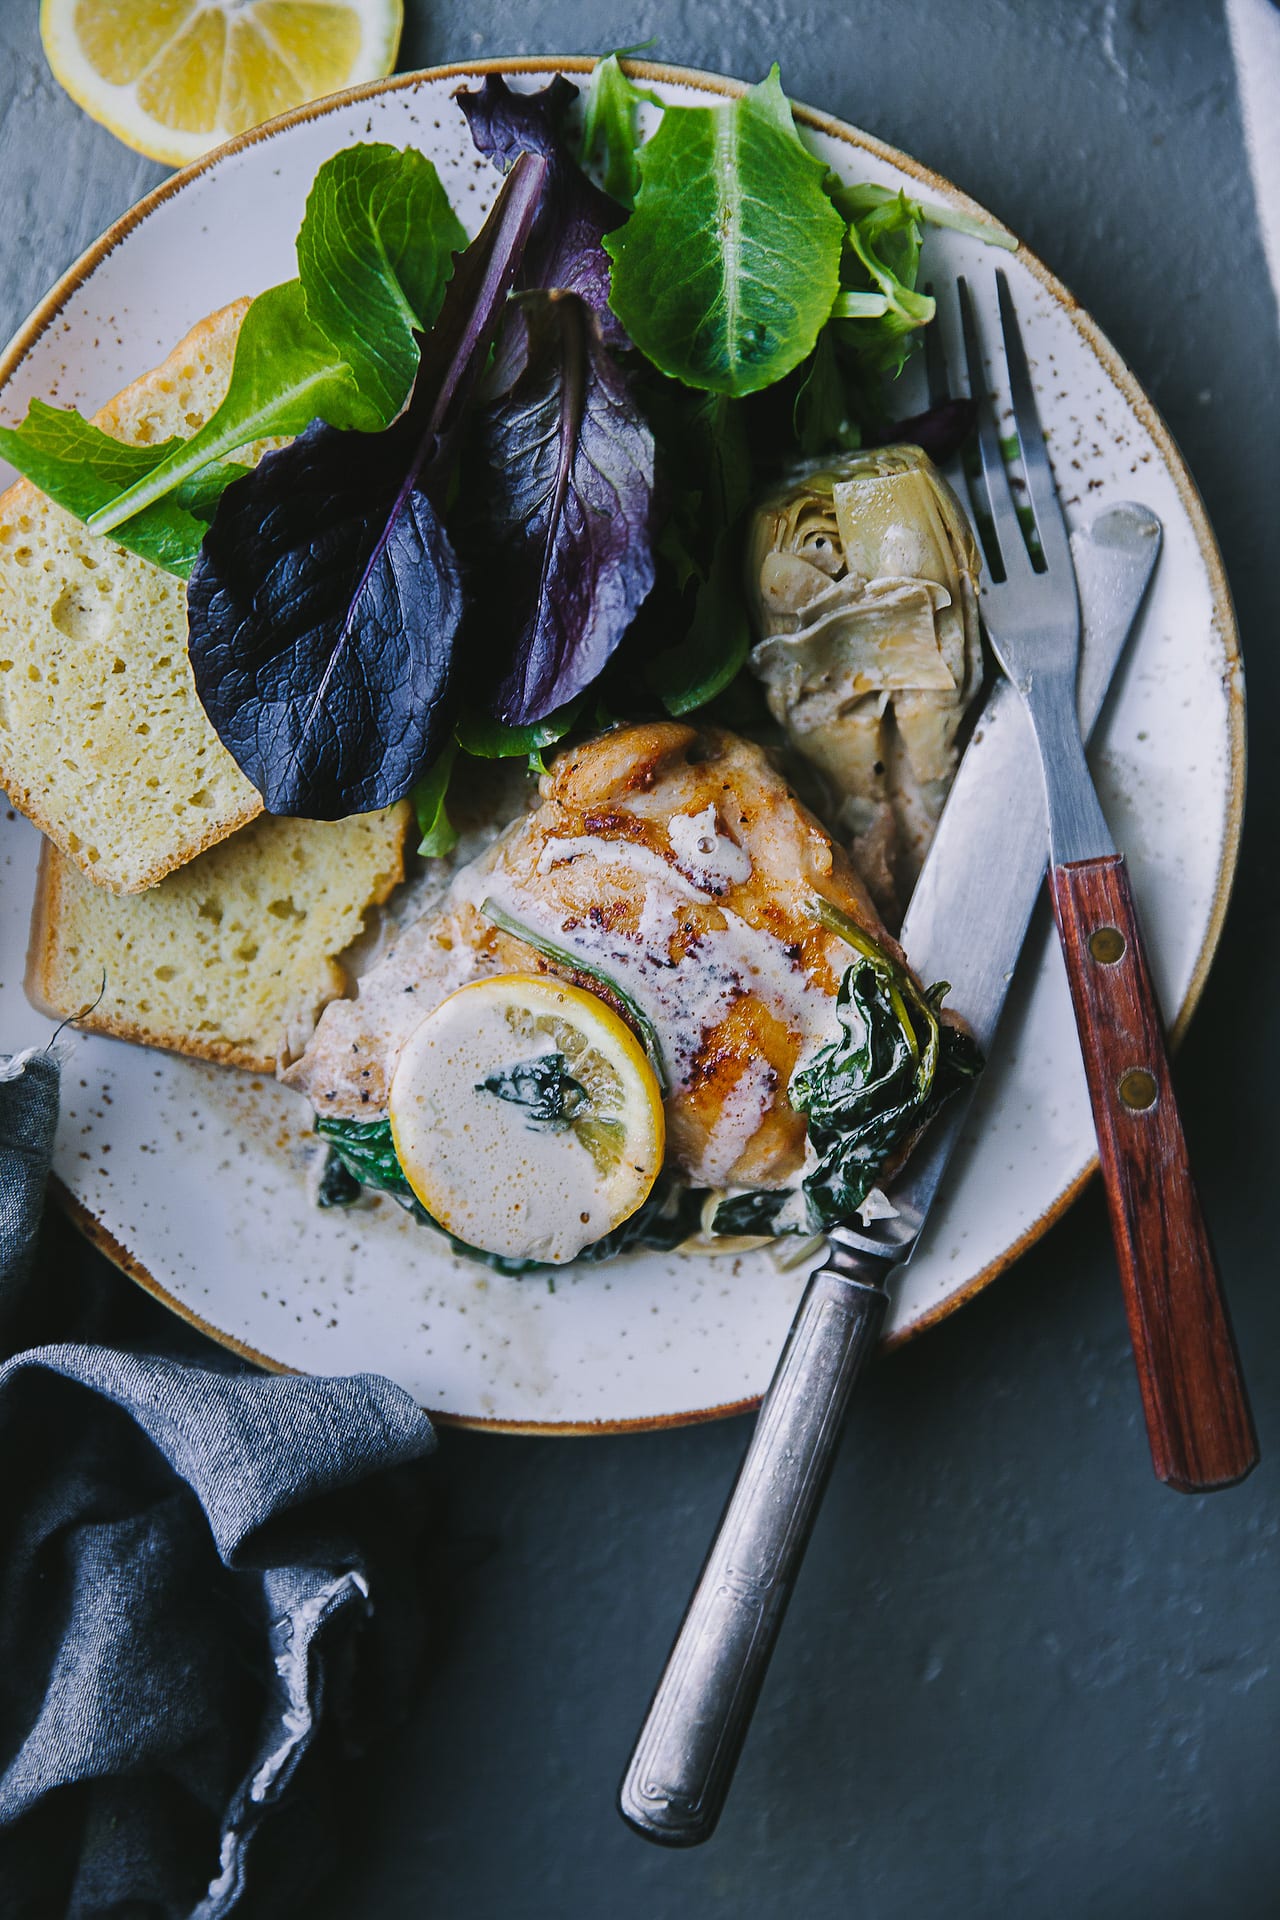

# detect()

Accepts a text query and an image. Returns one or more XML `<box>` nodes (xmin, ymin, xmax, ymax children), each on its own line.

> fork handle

<box><xmin>1049</xmin><ymin>853</ymin><xmax>1257</xmax><ymax>1491</ymax></box>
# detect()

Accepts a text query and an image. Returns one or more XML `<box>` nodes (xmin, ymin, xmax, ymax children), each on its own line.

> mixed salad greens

<box><xmin>0</xmin><ymin>57</ymin><xmax>1006</xmax><ymax>1269</ymax></box>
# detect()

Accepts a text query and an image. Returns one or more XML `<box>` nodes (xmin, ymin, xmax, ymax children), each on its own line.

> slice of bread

<box><xmin>0</xmin><ymin>300</ymin><xmax>264</xmax><ymax>895</ymax></box>
<box><xmin>26</xmin><ymin>803</ymin><xmax>410</xmax><ymax>1072</ymax></box>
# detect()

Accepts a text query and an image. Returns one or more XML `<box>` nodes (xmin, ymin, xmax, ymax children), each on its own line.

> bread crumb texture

<box><xmin>27</xmin><ymin>803</ymin><xmax>410</xmax><ymax>1072</ymax></box>
<box><xmin>0</xmin><ymin>299</ymin><xmax>264</xmax><ymax>895</ymax></box>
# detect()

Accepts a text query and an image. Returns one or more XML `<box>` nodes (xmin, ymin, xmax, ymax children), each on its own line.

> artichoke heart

<box><xmin>747</xmin><ymin>445</ymin><xmax>983</xmax><ymax>920</ymax></box>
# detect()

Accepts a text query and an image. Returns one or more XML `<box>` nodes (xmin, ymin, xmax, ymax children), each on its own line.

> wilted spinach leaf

<box><xmin>466</xmin><ymin>289</ymin><xmax>655</xmax><ymax>726</ymax></box>
<box><xmin>710</xmin><ymin>1189</ymin><xmax>792</xmax><ymax>1237</ymax></box>
<box><xmin>711</xmin><ymin>906</ymin><xmax>982</xmax><ymax>1239</ymax></box>
<box><xmin>479</xmin><ymin>1052</ymin><xmax>587</xmax><ymax>1128</ymax></box>
<box><xmin>315</xmin><ymin>1115</ymin><xmax>544</xmax><ymax>1274</ymax></box>
<box><xmin>605</xmin><ymin>67</ymin><xmax>844</xmax><ymax>396</ymax></box>
<box><xmin>570</xmin><ymin>1177</ymin><xmax>706</xmax><ymax>1264</ymax></box>
<box><xmin>793</xmin><ymin>959</ymin><xmax>982</xmax><ymax>1227</ymax></box>
<box><xmin>317</xmin><ymin>1115</ymin><xmax>705</xmax><ymax>1272</ymax></box>
<box><xmin>186</xmin><ymin>154</ymin><xmax>548</xmax><ymax>818</ymax></box>
<box><xmin>317</xmin><ymin>1148</ymin><xmax>363</xmax><ymax>1208</ymax></box>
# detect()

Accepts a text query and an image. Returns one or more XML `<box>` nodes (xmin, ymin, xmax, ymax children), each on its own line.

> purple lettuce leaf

<box><xmin>186</xmin><ymin>153</ymin><xmax>547</xmax><ymax>818</ymax></box>
<box><xmin>867</xmin><ymin>396</ymin><xmax>977</xmax><ymax>465</ymax></box>
<box><xmin>466</xmin><ymin>290</ymin><xmax>655</xmax><ymax>726</ymax></box>
<box><xmin>457</xmin><ymin>75</ymin><xmax>627</xmax><ymax>345</ymax></box>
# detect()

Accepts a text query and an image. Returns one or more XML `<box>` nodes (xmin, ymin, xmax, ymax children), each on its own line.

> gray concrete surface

<box><xmin>2</xmin><ymin>2</ymin><xmax>1276</xmax><ymax>1915</ymax></box>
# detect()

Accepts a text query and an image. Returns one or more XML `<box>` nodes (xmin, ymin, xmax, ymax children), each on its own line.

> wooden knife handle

<box><xmin>1049</xmin><ymin>853</ymin><xmax>1257</xmax><ymax>1492</ymax></box>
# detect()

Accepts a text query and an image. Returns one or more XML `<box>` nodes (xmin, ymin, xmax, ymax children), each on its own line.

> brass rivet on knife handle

<box><xmin>1049</xmin><ymin>852</ymin><xmax>1258</xmax><ymax>1493</ymax></box>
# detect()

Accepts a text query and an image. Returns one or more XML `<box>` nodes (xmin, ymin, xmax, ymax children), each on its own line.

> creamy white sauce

<box><xmin>534</xmin><ymin>835</ymin><xmax>709</xmax><ymax>898</ymax></box>
<box><xmin>667</xmin><ymin>806</ymin><xmax>754</xmax><ymax>893</ymax></box>
<box><xmin>478</xmin><ymin>853</ymin><xmax>829</xmax><ymax>1094</ymax></box>
<box><xmin>856</xmin><ymin>1185</ymin><xmax>900</xmax><ymax>1224</ymax></box>
<box><xmin>692</xmin><ymin>1056</ymin><xmax>778</xmax><ymax>1186</ymax></box>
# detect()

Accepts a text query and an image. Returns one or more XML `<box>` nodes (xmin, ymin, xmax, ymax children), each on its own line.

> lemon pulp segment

<box><xmin>42</xmin><ymin>0</ymin><xmax>403</xmax><ymax>166</ymax></box>
<box><xmin>389</xmin><ymin>976</ymin><xmax>666</xmax><ymax>1266</ymax></box>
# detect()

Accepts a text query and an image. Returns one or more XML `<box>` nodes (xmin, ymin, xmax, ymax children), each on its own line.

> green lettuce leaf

<box><xmin>85</xmin><ymin>281</ymin><xmax>372</xmax><ymax>536</ymax></box>
<box><xmin>649</xmin><ymin>521</ymin><xmax>750</xmax><ymax>715</ymax></box>
<box><xmin>832</xmin><ymin>189</ymin><xmax>935</xmax><ymax>377</ymax></box>
<box><xmin>296</xmin><ymin>142</ymin><xmax>467</xmax><ymax>425</ymax></box>
<box><xmin>454</xmin><ymin>696</ymin><xmax>583</xmax><ymax>769</ymax></box>
<box><xmin>411</xmin><ymin>739</ymin><xmax>460</xmax><ymax>858</ymax></box>
<box><xmin>604</xmin><ymin>66</ymin><xmax>844</xmax><ymax>396</ymax></box>
<box><xmin>0</xmin><ymin>402</ymin><xmax>212</xmax><ymax>575</ymax></box>
<box><xmin>87</xmin><ymin>145</ymin><xmax>464</xmax><ymax>537</ymax></box>
<box><xmin>579</xmin><ymin>52</ymin><xmax>663</xmax><ymax>206</ymax></box>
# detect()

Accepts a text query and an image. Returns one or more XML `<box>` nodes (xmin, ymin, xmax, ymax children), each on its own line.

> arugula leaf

<box><xmin>579</xmin><ymin>53</ymin><xmax>663</xmax><ymax>206</ymax></box>
<box><xmin>834</xmin><ymin>191</ymin><xmax>935</xmax><ymax>377</ymax></box>
<box><xmin>828</xmin><ymin>183</ymin><xmax>1014</xmax><ymax>384</ymax></box>
<box><xmin>792</xmin><ymin>331</ymin><xmax>861</xmax><ymax>456</ymax></box>
<box><xmin>412</xmin><ymin>739</ymin><xmax>460</xmax><ymax>857</ymax></box>
<box><xmin>90</xmin><ymin>145</ymin><xmax>464</xmax><ymax>537</ymax></box>
<box><xmin>185</xmin><ymin>154</ymin><xmax>548</xmax><ymax>818</ymax></box>
<box><xmin>466</xmin><ymin>290</ymin><xmax>655</xmax><ymax>726</ymax></box>
<box><xmin>296</xmin><ymin>143</ymin><xmax>467</xmax><ymax>427</ymax></box>
<box><xmin>458</xmin><ymin>75</ymin><xmax>626</xmax><ymax>340</ymax></box>
<box><xmin>605</xmin><ymin>67</ymin><xmax>844</xmax><ymax>397</ymax></box>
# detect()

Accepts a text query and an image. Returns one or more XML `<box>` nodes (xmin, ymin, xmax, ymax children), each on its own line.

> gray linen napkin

<box><xmin>0</xmin><ymin>1049</ymin><xmax>438</xmax><ymax>1919</ymax></box>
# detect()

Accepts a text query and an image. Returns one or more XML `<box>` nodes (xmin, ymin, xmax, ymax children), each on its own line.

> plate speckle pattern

<box><xmin>0</xmin><ymin>62</ymin><xmax>1242</xmax><ymax>1428</ymax></box>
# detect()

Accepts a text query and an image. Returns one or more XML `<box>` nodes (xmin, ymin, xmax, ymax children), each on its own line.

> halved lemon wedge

<box><xmin>40</xmin><ymin>0</ymin><xmax>404</xmax><ymax>167</ymax></box>
<box><xmin>389</xmin><ymin>975</ymin><xmax>666</xmax><ymax>1266</ymax></box>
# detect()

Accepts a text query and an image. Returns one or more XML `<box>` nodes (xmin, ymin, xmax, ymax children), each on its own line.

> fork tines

<box><xmin>949</xmin><ymin>273</ymin><xmax>1069</xmax><ymax>583</ymax></box>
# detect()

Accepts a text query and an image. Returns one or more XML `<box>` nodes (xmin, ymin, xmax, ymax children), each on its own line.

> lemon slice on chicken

<box><xmin>40</xmin><ymin>0</ymin><xmax>403</xmax><ymax>168</ymax></box>
<box><xmin>390</xmin><ymin>976</ymin><xmax>666</xmax><ymax>1266</ymax></box>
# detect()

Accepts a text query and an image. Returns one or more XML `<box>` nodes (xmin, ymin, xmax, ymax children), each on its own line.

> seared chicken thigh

<box><xmin>284</xmin><ymin>722</ymin><xmax>903</xmax><ymax>1191</ymax></box>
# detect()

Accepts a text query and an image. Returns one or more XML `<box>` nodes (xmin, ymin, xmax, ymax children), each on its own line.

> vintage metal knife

<box><xmin>618</xmin><ymin>502</ymin><xmax>1162</xmax><ymax>1848</ymax></box>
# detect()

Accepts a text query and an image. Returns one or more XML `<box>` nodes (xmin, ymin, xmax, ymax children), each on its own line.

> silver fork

<box><xmin>949</xmin><ymin>270</ymin><xmax>1256</xmax><ymax>1492</ymax></box>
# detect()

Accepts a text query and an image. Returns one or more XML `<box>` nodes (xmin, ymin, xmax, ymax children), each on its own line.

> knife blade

<box><xmin>618</xmin><ymin>502</ymin><xmax>1162</xmax><ymax>1848</ymax></box>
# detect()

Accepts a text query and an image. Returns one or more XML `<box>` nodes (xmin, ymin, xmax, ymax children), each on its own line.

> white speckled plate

<box><xmin>0</xmin><ymin>61</ymin><xmax>1243</xmax><ymax>1431</ymax></box>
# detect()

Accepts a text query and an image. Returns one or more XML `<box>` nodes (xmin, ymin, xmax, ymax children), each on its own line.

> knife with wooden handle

<box><xmin>619</xmin><ymin>502</ymin><xmax>1164</xmax><ymax>1849</ymax></box>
